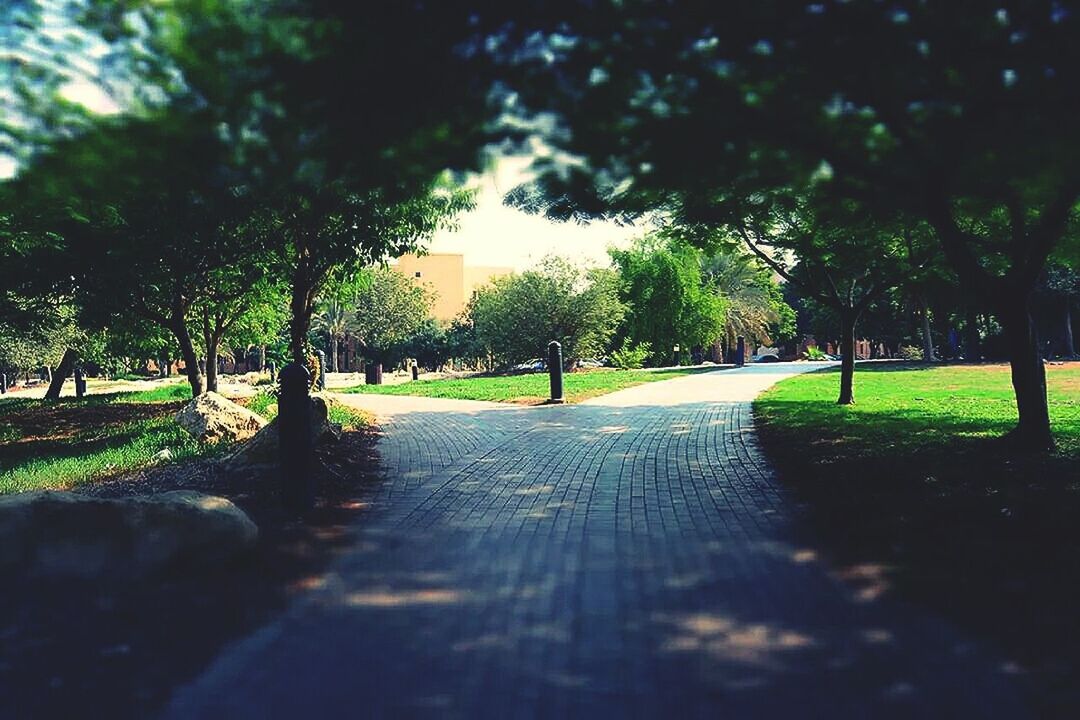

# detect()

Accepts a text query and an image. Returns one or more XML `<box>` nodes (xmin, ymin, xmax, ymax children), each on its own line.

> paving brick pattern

<box><xmin>164</xmin><ymin>365</ymin><xmax>1028</xmax><ymax>719</ymax></box>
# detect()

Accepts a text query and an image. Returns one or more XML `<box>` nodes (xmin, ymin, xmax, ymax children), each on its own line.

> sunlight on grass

<box><xmin>342</xmin><ymin>367</ymin><xmax>717</xmax><ymax>404</ymax></box>
<box><xmin>755</xmin><ymin>363</ymin><xmax>1080</xmax><ymax>456</ymax></box>
<box><xmin>0</xmin><ymin>417</ymin><xmax>206</xmax><ymax>494</ymax></box>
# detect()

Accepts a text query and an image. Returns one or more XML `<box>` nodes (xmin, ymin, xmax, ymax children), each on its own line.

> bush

<box><xmin>898</xmin><ymin>345</ymin><xmax>923</xmax><ymax>361</ymax></box>
<box><xmin>610</xmin><ymin>341</ymin><xmax>651</xmax><ymax>369</ymax></box>
<box><xmin>802</xmin><ymin>345</ymin><xmax>827</xmax><ymax>361</ymax></box>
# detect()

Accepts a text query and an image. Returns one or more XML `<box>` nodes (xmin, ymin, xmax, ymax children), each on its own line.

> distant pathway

<box><xmin>164</xmin><ymin>364</ymin><xmax>1027</xmax><ymax>719</ymax></box>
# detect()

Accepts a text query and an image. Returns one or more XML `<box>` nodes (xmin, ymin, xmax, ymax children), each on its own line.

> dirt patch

<box><xmin>0</xmin><ymin>427</ymin><xmax>381</xmax><ymax>719</ymax></box>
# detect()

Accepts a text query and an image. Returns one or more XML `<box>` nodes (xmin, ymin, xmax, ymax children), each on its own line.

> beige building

<box><xmin>395</xmin><ymin>253</ymin><xmax>513</xmax><ymax>322</ymax></box>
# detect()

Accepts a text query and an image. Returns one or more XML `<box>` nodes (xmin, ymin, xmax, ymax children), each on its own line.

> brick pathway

<box><xmin>164</xmin><ymin>364</ymin><xmax>1028</xmax><ymax>719</ymax></box>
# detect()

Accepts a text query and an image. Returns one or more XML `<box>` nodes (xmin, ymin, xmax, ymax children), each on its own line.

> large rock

<box><xmin>175</xmin><ymin>391</ymin><xmax>267</xmax><ymax>443</ymax></box>
<box><xmin>223</xmin><ymin>394</ymin><xmax>341</xmax><ymax>470</ymax></box>
<box><xmin>0</xmin><ymin>490</ymin><xmax>258</xmax><ymax>581</ymax></box>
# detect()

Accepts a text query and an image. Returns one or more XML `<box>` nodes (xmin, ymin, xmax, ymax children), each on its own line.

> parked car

<box><xmin>510</xmin><ymin>358</ymin><xmax>545</xmax><ymax>372</ymax></box>
<box><xmin>752</xmin><ymin>353</ymin><xmax>781</xmax><ymax>363</ymax></box>
<box><xmin>575</xmin><ymin>358</ymin><xmax>605</xmax><ymax>369</ymax></box>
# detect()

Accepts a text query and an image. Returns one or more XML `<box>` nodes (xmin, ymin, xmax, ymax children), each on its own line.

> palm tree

<box><xmin>701</xmin><ymin>250</ymin><xmax>789</xmax><ymax>358</ymax></box>
<box><xmin>311</xmin><ymin>292</ymin><xmax>356</xmax><ymax>373</ymax></box>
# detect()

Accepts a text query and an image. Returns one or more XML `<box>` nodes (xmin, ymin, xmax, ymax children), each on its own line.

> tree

<box><xmin>506</xmin><ymin>1</ymin><xmax>1080</xmax><ymax>449</ymax></box>
<box><xmin>312</xmin><ymin>271</ymin><xmax>367</xmax><ymax>374</ymax></box>
<box><xmin>470</xmin><ymin>256</ymin><xmax>625</xmax><ymax>368</ymax></box>
<box><xmin>351</xmin><ymin>266</ymin><xmax>434</xmax><ymax>378</ymax></box>
<box><xmin>720</xmin><ymin>192</ymin><xmax>929</xmax><ymax>403</ymax></box>
<box><xmin>700</xmin><ymin>248</ymin><xmax>796</xmax><ymax>357</ymax></box>
<box><xmin>609</xmin><ymin>236</ymin><xmax>726</xmax><ymax>366</ymax></box>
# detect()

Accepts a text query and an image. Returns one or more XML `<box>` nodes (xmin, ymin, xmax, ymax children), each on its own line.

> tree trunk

<box><xmin>1001</xmin><ymin>299</ymin><xmax>1054</xmax><ymax>451</ymax></box>
<box><xmin>45</xmin><ymin>348</ymin><xmax>78</xmax><ymax>400</ymax></box>
<box><xmin>205</xmin><ymin>338</ymin><xmax>219</xmax><ymax>393</ymax></box>
<box><xmin>289</xmin><ymin>274</ymin><xmax>314</xmax><ymax>366</ymax></box>
<box><xmin>330</xmin><ymin>335</ymin><xmax>339</xmax><ymax>373</ymax></box>
<box><xmin>965</xmin><ymin>306</ymin><xmax>981</xmax><ymax>362</ymax></box>
<box><xmin>172</xmin><ymin>321</ymin><xmax>204</xmax><ymax>397</ymax></box>
<box><xmin>919</xmin><ymin>297</ymin><xmax>935</xmax><ymax>362</ymax></box>
<box><xmin>202</xmin><ymin>313</ymin><xmax>219</xmax><ymax>393</ymax></box>
<box><xmin>1064</xmin><ymin>299</ymin><xmax>1075</xmax><ymax>358</ymax></box>
<box><xmin>837</xmin><ymin>310</ymin><xmax>857</xmax><ymax>405</ymax></box>
<box><xmin>259</xmin><ymin>345</ymin><xmax>266</xmax><ymax>372</ymax></box>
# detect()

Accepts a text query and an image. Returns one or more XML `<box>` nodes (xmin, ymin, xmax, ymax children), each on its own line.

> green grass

<box><xmin>0</xmin><ymin>382</ymin><xmax>370</xmax><ymax>495</ymax></box>
<box><xmin>342</xmin><ymin>367</ymin><xmax>719</xmax><ymax>404</ymax></box>
<box><xmin>0</xmin><ymin>416</ymin><xmax>208</xmax><ymax>494</ymax></box>
<box><xmin>246</xmin><ymin>390</ymin><xmax>370</xmax><ymax>431</ymax></box>
<box><xmin>753</xmin><ymin>362</ymin><xmax>1080</xmax><ymax>710</ymax></box>
<box><xmin>755</xmin><ymin>362</ymin><xmax>1080</xmax><ymax>455</ymax></box>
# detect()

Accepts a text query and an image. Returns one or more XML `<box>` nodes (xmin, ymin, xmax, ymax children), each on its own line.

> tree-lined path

<box><xmin>165</xmin><ymin>365</ymin><xmax>1026</xmax><ymax>718</ymax></box>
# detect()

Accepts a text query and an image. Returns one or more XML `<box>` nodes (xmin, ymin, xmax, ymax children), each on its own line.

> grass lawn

<box><xmin>342</xmin><ymin>366</ymin><xmax>720</xmax><ymax>404</ymax></box>
<box><xmin>0</xmin><ymin>385</ymin><xmax>368</xmax><ymax>495</ymax></box>
<box><xmin>754</xmin><ymin>362</ymin><xmax>1080</xmax><ymax>714</ymax></box>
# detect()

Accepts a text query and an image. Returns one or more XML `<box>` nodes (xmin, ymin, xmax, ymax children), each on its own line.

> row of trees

<box><xmin>366</xmin><ymin>240</ymin><xmax>793</xmax><ymax>374</ymax></box>
<box><xmin>3</xmin><ymin>0</ymin><xmax>1078</xmax><ymax>453</ymax></box>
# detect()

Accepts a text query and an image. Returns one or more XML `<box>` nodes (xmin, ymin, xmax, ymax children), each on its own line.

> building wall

<box><xmin>396</xmin><ymin>254</ymin><xmax>513</xmax><ymax>322</ymax></box>
<box><xmin>395</xmin><ymin>253</ymin><xmax>466</xmax><ymax>322</ymax></box>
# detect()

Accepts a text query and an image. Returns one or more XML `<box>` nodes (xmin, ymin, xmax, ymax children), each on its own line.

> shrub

<box><xmin>898</xmin><ymin>345</ymin><xmax>923</xmax><ymax>361</ymax></box>
<box><xmin>802</xmin><ymin>345</ymin><xmax>827</xmax><ymax>361</ymax></box>
<box><xmin>610</xmin><ymin>341</ymin><xmax>652</xmax><ymax>369</ymax></box>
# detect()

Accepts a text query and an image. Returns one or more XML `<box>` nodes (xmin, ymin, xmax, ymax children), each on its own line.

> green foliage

<box><xmin>802</xmin><ymin>345</ymin><xmax>827</xmax><ymax>361</ymax></box>
<box><xmin>403</xmin><ymin>319</ymin><xmax>451</xmax><ymax>371</ymax></box>
<box><xmin>469</xmin><ymin>256</ymin><xmax>626</xmax><ymax>367</ymax></box>
<box><xmin>352</xmin><ymin>266</ymin><xmax>434</xmax><ymax>365</ymax></box>
<box><xmin>609</xmin><ymin>341</ymin><xmax>651</xmax><ymax>370</ymax></box>
<box><xmin>897</xmin><ymin>345</ymin><xmax>925</xmax><ymax>361</ymax></box>
<box><xmin>701</xmin><ymin>248</ymin><xmax>797</xmax><ymax>349</ymax></box>
<box><xmin>610</xmin><ymin>236</ymin><xmax>725</xmax><ymax>365</ymax></box>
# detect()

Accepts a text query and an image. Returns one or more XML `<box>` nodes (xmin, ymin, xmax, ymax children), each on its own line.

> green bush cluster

<box><xmin>610</xmin><ymin>341</ymin><xmax>651</xmax><ymax>369</ymax></box>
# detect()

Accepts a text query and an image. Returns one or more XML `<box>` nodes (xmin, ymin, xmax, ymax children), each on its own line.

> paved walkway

<box><xmin>164</xmin><ymin>364</ymin><xmax>1027</xmax><ymax>719</ymax></box>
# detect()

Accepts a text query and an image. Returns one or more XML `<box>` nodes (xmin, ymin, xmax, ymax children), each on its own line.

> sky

<box><xmin>422</xmin><ymin>156</ymin><xmax>646</xmax><ymax>272</ymax></box>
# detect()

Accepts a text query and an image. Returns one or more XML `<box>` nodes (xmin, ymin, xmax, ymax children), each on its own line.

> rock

<box><xmin>223</xmin><ymin>394</ymin><xmax>341</xmax><ymax>470</ymax></box>
<box><xmin>175</xmin><ymin>391</ymin><xmax>267</xmax><ymax>444</ymax></box>
<box><xmin>0</xmin><ymin>490</ymin><xmax>258</xmax><ymax>581</ymax></box>
<box><xmin>152</xmin><ymin>448</ymin><xmax>173</xmax><ymax>463</ymax></box>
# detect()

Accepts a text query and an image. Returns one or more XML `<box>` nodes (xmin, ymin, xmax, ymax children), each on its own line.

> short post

<box><xmin>736</xmin><ymin>336</ymin><xmax>746</xmax><ymax>367</ymax></box>
<box><xmin>316</xmin><ymin>349</ymin><xmax>327</xmax><ymax>391</ymax></box>
<box><xmin>673</xmin><ymin>344</ymin><xmax>681</xmax><ymax>367</ymax></box>
<box><xmin>547</xmin><ymin>341</ymin><xmax>565</xmax><ymax>404</ymax></box>
<box><xmin>74</xmin><ymin>366</ymin><xmax>86</xmax><ymax>398</ymax></box>
<box><xmin>279</xmin><ymin>362</ymin><xmax>313</xmax><ymax>514</ymax></box>
<box><xmin>411</xmin><ymin>364</ymin><xmax>419</xmax><ymax>381</ymax></box>
<box><xmin>1</xmin><ymin>373</ymin><xmax>6</xmax><ymax>394</ymax></box>
<box><xmin>268</xmin><ymin>360</ymin><xmax>276</xmax><ymax>383</ymax></box>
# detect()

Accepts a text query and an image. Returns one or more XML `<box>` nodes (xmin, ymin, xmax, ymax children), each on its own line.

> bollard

<box><xmin>411</xmin><ymin>364</ymin><xmax>419</xmax><ymax>381</ymax></box>
<box><xmin>268</xmin><ymin>360</ymin><xmax>276</xmax><ymax>383</ymax></box>
<box><xmin>547</xmin><ymin>341</ymin><xmax>565</xmax><ymax>404</ymax></box>
<box><xmin>74</xmin><ymin>366</ymin><xmax>86</xmax><ymax>398</ymax></box>
<box><xmin>1</xmin><ymin>373</ymin><xmax>6</xmax><ymax>394</ymax></box>
<box><xmin>316</xmin><ymin>349</ymin><xmax>327</xmax><ymax>391</ymax></box>
<box><xmin>736</xmin><ymin>336</ymin><xmax>746</xmax><ymax>367</ymax></box>
<box><xmin>279</xmin><ymin>362</ymin><xmax>313</xmax><ymax>513</ymax></box>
